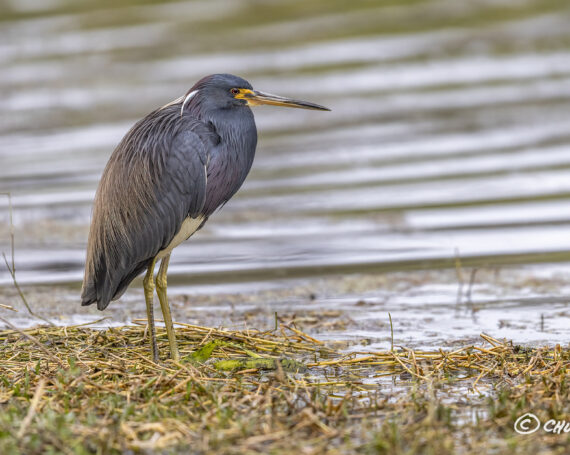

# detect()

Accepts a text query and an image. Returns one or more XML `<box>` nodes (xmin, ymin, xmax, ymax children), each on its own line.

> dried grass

<box><xmin>0</xmin><ymin>322</ymin><xmax>568</xmax><ymax>454</ymax></box>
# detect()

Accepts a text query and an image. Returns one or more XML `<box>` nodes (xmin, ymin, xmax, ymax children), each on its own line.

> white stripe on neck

<box><xmin>181</xmin><ymin>90</ymin><xmax>199</xmax><ymax>116</ymax></box>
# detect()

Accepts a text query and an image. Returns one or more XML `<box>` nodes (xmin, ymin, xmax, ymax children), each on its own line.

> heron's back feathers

<box><xmin>81</xmin><ymin>105</ymin><xmax>215</xmax><ymax>310</ymax></box>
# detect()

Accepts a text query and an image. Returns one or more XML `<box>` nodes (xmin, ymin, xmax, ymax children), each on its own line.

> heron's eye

<box><xmin>230</xmin><ymin>88</ymin><xmax>240</xmax><ymax>95</ymax></box>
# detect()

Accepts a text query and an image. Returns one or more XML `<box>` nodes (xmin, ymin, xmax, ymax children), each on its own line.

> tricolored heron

<box><xmin>81</xmin><ymin>74</ymin><xmax>329</xmax><ymax>362</ymax></box>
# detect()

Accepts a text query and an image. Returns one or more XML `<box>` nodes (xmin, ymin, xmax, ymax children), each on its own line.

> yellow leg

<box><xmin>156</xmin><ymin>253</ymin><xmax>180</xmax><ymax>362</ymax></box>
<box><xmin>143</xmin><ymin>258</ymin><xmax>159</xmax><ymax>363</ymax></box>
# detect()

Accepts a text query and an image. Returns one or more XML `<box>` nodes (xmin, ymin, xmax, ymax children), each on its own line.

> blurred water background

<box><xmin>1</xmin><ymin>0</ymin><xmax>570</xmax><ymax>345</ymax></box>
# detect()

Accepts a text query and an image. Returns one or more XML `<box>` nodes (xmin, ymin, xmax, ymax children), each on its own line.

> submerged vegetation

<box><xmin>0</xmin><ymin>322</ymin><xmax>568</xmax><ymax>454</ymax></box>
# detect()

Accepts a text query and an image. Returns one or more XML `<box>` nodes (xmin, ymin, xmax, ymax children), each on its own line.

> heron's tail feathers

<box><xmin>81</xmin><ymin>259</ymin><xmax>115</xmax><ymax>310</ymax></box>
<box><xmin>81</xmin><ymin>257</ymin><xmax>150</xmax><ymax>311</ymax></box>
<box><xmin>80</xmin><ymin>283</ymin><xmax>109</xmax><ymax>310</ymax></box>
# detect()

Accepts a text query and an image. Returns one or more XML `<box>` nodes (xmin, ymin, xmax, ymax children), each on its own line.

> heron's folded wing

<box><xmin>150</xmin><ymin>126</ymin><xmax>212</xmax><ymax>255</ymax></box>
<box><xmin>82</xmin><ymin>119</ymin><xmax>215</xmax><ymax>309</ymax></box>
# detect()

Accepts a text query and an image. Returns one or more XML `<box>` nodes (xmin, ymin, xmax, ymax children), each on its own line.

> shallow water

<box><xmin>1</xmin><ymin>0</ymin><xmax>570</xmax><ymax>345</ymax></box>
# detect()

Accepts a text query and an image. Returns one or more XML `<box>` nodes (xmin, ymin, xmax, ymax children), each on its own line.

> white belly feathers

<box><xmin>156</xmin><ymin>216</ymin><xmax>204</xmax><ymax>259</ymax></box>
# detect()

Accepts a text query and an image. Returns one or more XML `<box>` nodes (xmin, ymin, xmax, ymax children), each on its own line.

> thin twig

<box><xmin>388</xmin><ymin>312</ymin><xmax>394</xmax><ymax>352</ymax></box>
<box><xmin>1</xmin><ymin>192</ymin><xmax>54</xmax><ymax>326</ymax></box>
<box><xmin>17</xmin><ymin>378</ymin><xmax>46</xmax><ymax>439</ymax></box>
<box><xmin>454</xmin><ymin>247</ymin><xmax>464</xmax><ymax>306</ymax></box>
<box><xmin>0</xmin><ymin>303</ymin><xmax>17</xmax><ymax>312</ymax></box>
<box><xmin>1</xmin><ymin>192</ymin><xmax>15</xmax><ymax>272</ymax></box>
<box><xmin>0</xmin><ymin>317</ymin><xmax>64</xmax><ymax>367</ymax></box>
<box><xmin>2</xmin><ymin>253</ymin><xmax>55</xmax><ymax>327</ymax></box>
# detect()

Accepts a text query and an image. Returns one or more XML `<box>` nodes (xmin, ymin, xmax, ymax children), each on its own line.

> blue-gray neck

<box><xmin>201</xmin><ymin>106</ymin><xmax>258</xmax><ymax>215</ymax></box>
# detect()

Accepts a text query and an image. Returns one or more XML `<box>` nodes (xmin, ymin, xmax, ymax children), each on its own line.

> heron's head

<box><xmin>181</xmin><ymin>73</ymin><xmax>330</xmax><ymax>115</ymax></box>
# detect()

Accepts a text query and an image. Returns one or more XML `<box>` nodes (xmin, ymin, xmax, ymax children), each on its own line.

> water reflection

<box><xmin>1</xmin><ymin>0</ymin><xmax>570</xmax><ymax>304</ymax></box>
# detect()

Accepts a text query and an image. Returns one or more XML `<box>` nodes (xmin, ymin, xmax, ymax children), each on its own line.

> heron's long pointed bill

<box><xmin>241</xmin><ymin>90</ymin><xmax>330</xmax><ymax>111</ymax></box>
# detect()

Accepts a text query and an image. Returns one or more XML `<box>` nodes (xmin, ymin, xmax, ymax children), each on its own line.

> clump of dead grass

<box><xmin>0</xmin><ymin>323</ymin><xmax>568</xmax><ymax>455</ymax></box>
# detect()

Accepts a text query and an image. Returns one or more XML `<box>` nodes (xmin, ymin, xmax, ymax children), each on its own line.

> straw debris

<box><xmin>0</xmin><ymin>323</ymin><xmax>568</xmax><ymax>454</ymax></box>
